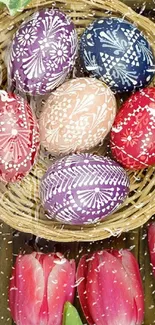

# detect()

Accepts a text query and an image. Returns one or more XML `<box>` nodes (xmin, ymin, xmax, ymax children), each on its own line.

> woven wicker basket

<box><xmin>0</xmin><ymin>0</ymin><xmax>155</xmax><ymax>242</ymax></box>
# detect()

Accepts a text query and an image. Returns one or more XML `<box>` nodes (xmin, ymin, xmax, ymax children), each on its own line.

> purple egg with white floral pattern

<box><xmin>8</xmin><ymin>8</ymin><xmax>78</xmax><ymax>96</ymax></box>
<box><xmin>40</xmin><ymin>154</ymin><xmax>130</xmax><ymax>225</ymax></box>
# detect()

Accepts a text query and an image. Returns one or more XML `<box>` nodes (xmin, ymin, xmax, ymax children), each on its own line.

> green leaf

<box><xmin>63</xmin><ymin>302</ymin><xmax>83</xmax><ymax>325</ymax></box>
<box><xmin>0</xmin><ymin>0</ymin><xmax>31</xmax><ymax>15</ymax></box>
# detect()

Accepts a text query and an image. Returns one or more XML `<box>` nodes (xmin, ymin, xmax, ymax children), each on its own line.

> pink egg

<box><xmin>110</xmin><ymin>87</ymin><xmax>155</xmax><ymax>170</ymax></box>
<box><xmin>0</xmin><ymin>91</ymin><xmax>40</xmax><ymax>183</ymax></box>
<box><xmin>39</xmin><ymin>77</ymin><xmax>117</xmax><ymax>155</ymax></box>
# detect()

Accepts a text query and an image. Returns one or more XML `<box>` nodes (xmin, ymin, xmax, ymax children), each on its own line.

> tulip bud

<box><xmin>148</xmin><ymin>222</ymin><xmax>155</xmax><ymax>277</ymax></box>
<box><xmin>9</xmin><ymin>252</ymin><xmax>75</xmax><ymax>325</ymax></box>
<box><xmin>77</xmin><ymin>249</ymin><xmax>144</xmax><ymax>325</ymax></box>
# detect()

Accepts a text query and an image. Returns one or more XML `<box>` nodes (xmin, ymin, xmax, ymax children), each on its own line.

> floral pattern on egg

<box><xmin>39</xmin><ymin>77</ymin><xmax>117</xmax><ymax>155</ymax></box>
<box><xmin>8</xmin><ymin>8</ymin><xmax>78</xmax><ymax>95</ymax></box>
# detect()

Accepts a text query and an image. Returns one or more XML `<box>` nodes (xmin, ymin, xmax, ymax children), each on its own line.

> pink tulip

<box><xmin>9</xmin><ymin>252</ymin><xmax>75</xmax><ymax>325</ymax></box>
<box><xmin>77</xmin><ymin>249</ymin><xmax>144</xmax><ymax>325</ymax></box>
<box><xmin>148</xmin><ymin>222</ymin><xmax>155</xmax><ymax>277</ymax></box>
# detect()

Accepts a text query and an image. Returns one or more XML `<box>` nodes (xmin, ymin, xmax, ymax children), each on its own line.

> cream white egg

<box><xmin>39</xmin><ymin>77</ymin><xmax>117</xmax><ymax>155</ymax></box>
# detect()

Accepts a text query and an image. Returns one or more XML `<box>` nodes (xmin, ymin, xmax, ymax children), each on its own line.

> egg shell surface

<box><xmin>8</xmin><ymin>8</ymin><xmax>78</xmax><ymax>96</ymax></box>
<box><xmin>39</xmin><ymin>77</ymin><xmax>117</xmax><ymax>155</ymax></box>
<box><xmin>110</xmin><ymin>87</ymin><xmax>155</xmax><ymax>169</ymax></box>
<box><xmin>40</xmin><ymin>153</ymin><xmax>130</xmax><ymax>225</ymax></box>
<box><xmin>0</xmin><ymin>91</ymin><xmax>40</xmax><ymax>183</ymax></box>
<box><xmin>80</xmin><ymin>17</ymin><xmax>155</xmax><ymax>92</ymax></box>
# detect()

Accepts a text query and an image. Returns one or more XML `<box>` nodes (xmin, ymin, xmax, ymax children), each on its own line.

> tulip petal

<box><xmin>47</xmin><ymin>258</ymin><xmax>75</xmax><ymax>325</ymax></box>
<box><xmin>65</xmin><ymin>259</ymin><xmax>76</xmax><ymax>302</ymax></box>
<box><xmin>86</xmin><ymin>252</ymin><xmax>107</xmax><ymax>325</ymax></box>
<box><xmin>87</xmin><ymin>250</ymin><xmax>135</xmax><ymax>325</ymax></box>
<box><xmin>148</xmin><ymin>223</ymin><xmax>155</xmax><ymax>277</ymax></box>
<box><xmin>38</xmin><ymin>253</ymin><xmax>57</xmax><ymax>324</ymax></box>
<box><xmin>112</xmin><ymin>249</ymin><xmax>144</xmax><ymax>324</ymax></box>
<box><xmin>76</xmin><ymin>255</ymin><xmax>94</xmax><ymax>325</ymax></box>
<box><xmin>9</xmin><ymin>254</ymin><xmax>44</xmax><ymax>325</ymax></box>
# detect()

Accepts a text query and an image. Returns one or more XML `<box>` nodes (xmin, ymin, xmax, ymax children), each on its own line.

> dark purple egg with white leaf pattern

<box><xmin>8</xmin><ymin>8</ymin><xmax>78</xmax><ymax>96</ymax></box>
<box><xmin>40</xmin><ymin>154</ymin><xmax>130</xmax><ymax>225</ymax></box>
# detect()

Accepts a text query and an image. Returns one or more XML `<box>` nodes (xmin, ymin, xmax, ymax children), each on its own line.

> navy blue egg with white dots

<box><xmin>80</xmin><ymin>17</ymin><xmax>155</xmax><ymax>93</ymax></box>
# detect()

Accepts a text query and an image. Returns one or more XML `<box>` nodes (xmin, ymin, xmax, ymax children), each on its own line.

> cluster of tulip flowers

<box><xmin>9</xmin><ymin>223</ymin><xmax>155</xmax><ymax>325</ymax></box>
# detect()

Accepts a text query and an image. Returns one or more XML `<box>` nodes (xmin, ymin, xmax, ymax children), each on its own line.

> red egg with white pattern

<box><xmin>110</xmin><ymin>87</ymin><xmax>155</xmax><ymax>170</ymax></box>
<box><xmin>0</xmin><ymin>91</ymin><xmax>40</xmax><ymax>183</ymax></box>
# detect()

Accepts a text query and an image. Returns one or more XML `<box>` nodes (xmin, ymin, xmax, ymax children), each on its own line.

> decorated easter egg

<box><xmin>39</xmin><ymin>77</ymin><xmax>117</xmax><ymax>155</ymax></box>
<box><xmin>8</xmin><ymin>8</ymin><xmax>77</xmax><ymax>96</ymax></box>
<box><xmin>0</xmin><ymin>91</ymin><xmax>40</xmax><ymax>183</ymax></box>
<box><xmin>80</xmin><ymin>17</ymin><xmax>155</xmax><ymax>92</ymax></box>
<box><xmin>40</xmin><ymin>153</ymin><xmax>130</xmax><ymax>225</ymax></box>
<box><xmin>110</xmin><ymin>87</ymin><xmax>155</xmax><ymax>169</ymax></box>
